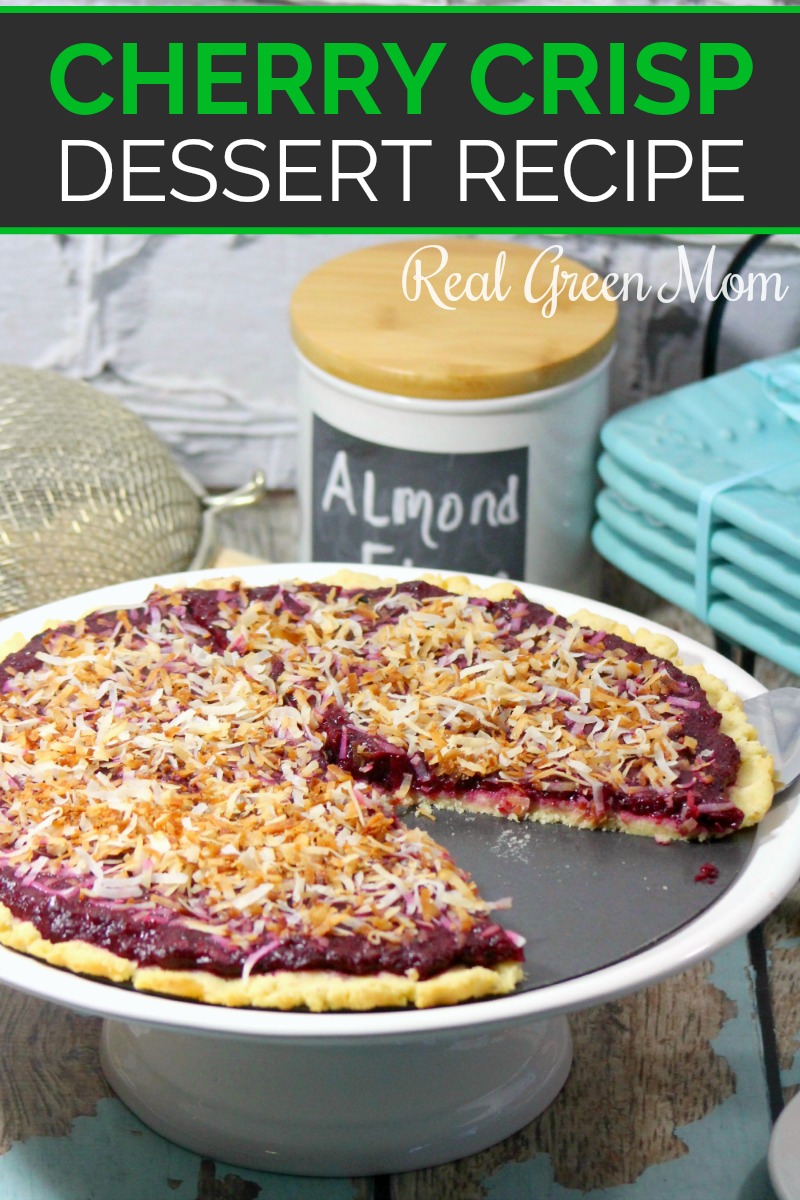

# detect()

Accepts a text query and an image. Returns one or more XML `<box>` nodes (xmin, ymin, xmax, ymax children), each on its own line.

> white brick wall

<box><xmin>2</xmin><ymin>232</ymin><xmax>799</xmax><ymax>492</ymax></box>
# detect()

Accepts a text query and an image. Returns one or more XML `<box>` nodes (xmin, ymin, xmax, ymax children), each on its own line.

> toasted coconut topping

<box><xmin>0</xmin><ymin>578</ymin><xmax>744</xmax><ymax>975</ymax></box>
<box><xmin>0</xmin><ymin>586</ymin><xmax>508</xmax><ymax>960</ymax></box>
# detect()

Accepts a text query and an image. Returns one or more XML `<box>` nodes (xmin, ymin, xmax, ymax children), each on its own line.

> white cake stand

<box><xmin>1</xmin><ymin>566</ymin><xmax>797</xmax><ymax>1177</ymax></box>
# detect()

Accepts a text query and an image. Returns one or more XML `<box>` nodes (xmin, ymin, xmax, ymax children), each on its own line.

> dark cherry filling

<box><xmin>694</xmin><ymin>862</ymin><xmax>720</xmax><ymax>884</ymax></box>
<box><xmin>314</xmin><ymin>588</ymin><xmax>743</xmax><ymax>838</ymax></box>
<box><xmin>0</xmin><ymin>866</ymin><xmax>521</xmax><ymax>979</ymax></box>
<box><xmin>316</xmin><ymin>717</ymin><xmax>742</xmax><ymax>839</ymax></box>
<box><xmin>0</xmin><ymin>580</ymin><xmax>744</xmax><ymax>981</ymax></box>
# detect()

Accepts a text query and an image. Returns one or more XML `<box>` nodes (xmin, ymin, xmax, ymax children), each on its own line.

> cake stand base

<box><xmin>100</xmin><ymin>1012</ymin><xmax>573</xmax><ymax>1176</ymax></box>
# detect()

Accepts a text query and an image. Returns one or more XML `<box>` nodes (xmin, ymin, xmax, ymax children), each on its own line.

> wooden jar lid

<box><xmin>290</xmin><ymin>239</ymin><xmax>618</xmax><ymax>401</ymax></box>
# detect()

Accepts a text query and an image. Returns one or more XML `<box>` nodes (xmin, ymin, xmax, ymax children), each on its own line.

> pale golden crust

<box><xmin>132</xmin><ymin>960</ymin><xmax>524</xmax><ymax>1011</ymax></box>
<box><xmin>0</xmin><ymin>570</ymin><xmax>775</xmax><ymax>1009</ymax></box>
<box><xmin>0</xmin><ymin>899</ymin><xmax>522</xmax><ymax>1010</ymax></box>
<box><xmin>0</xmin><ymin>900</ymin><xmax>135</xmax><ymax>982</ymax></box>
<box><xmin>570</xmin><ymin>609</ymin><xmax>775</xmax><ymax>837</ymax></box>
<box><xmin>322</xmin><ymin>568</ymin><xmax>518</xmax><ymax>603</ymax></box>
<box><xmin>0</xmin><ymin>620</ymin><xmax>62</xmax><ymax>662</ymax></box>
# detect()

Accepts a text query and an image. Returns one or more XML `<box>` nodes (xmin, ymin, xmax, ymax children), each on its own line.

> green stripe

<box><xmin>2</xmin><ymin>4</ymin><xmax>799</xmax><ymax>13</ymax></box>
<box><xmin>1</xmin><ymin>227</ymin><xmax>798</xmax><ymax>235</ymax></box>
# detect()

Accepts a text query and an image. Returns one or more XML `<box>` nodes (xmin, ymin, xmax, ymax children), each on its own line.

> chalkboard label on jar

<box><xmin>312</xmin><ymin>416</ymin><xmax>528</xmax><ymax>577</ymax></box>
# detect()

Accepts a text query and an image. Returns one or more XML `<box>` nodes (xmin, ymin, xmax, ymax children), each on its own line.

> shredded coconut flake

<box><xmin>0</xmin><ymin>579</ymin><xmax>738</xmax><ymax>967</ymax></box>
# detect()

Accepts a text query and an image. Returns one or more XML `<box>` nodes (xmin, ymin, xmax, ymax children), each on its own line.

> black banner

<box><xmin>0</xmin><ymin>5</ymin><xmax>794</xmax><ymax>230</ymax></box>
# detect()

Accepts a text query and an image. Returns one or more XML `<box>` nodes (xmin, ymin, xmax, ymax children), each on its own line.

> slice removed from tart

<box><xmin>0</xmin><ymin>571</ymin><xmax>774</xmax><ymax>1010</ymax></box>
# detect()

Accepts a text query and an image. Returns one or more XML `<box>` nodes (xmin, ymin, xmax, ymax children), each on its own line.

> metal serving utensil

<box><xmin>744</xmin><ymin>688</ymin><xmax>800</xmax><ymax>795</ymax></box>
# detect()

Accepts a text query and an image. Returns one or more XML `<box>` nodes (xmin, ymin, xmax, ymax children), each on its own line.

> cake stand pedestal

<box><xmin>100</xmin><ymin>1013</ymin><xmax>573</xmax><ymax>1176</ymax></box>
<box><xmin>3</xmin><ymin>566</ymin><xmax>798</xmax><ymax>1181</ymax></box>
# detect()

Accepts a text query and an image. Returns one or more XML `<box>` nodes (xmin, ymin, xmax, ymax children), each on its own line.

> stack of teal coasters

<box><xmin>593</xmin><ymin>349</ymin><xmax>800</xmax><ymax>673</ymax></box>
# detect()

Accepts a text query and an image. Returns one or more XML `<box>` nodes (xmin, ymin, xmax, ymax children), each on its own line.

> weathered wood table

<box><xmin>0</xmin><ymin>905</ymin><xmax>796</xmax><ymax>1200</ymax></box>
<box><xmin>1</xmin><ymin>536</ymin><xmax>797</xmax><ymax>1200</ymax></box>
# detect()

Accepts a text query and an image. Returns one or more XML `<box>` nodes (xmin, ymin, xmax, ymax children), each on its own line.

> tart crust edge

<box><xmin>324</xmin><ymin>569</ymin><xmax>775</xmax><ymax>838</ymax></box>
<box><xmin>0</xmin><ymin>901</ymin><xmax>524</xmax><ymax>1011</ymax></box>
<box><xmin>0</xmin><ymin>570</ymin><xmax>775</xmax><ymax>1007</ymax></box>
<box><xmin>570</xmin><ymin>608</ymin><xmax>775</xmax><ymax>832</ymax></box>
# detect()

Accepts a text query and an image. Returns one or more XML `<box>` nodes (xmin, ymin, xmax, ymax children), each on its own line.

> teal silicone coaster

<box><xmin>593</xmin><ymin>518</ymin><xmax>800</xmax><ymax>674</ymax></box>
